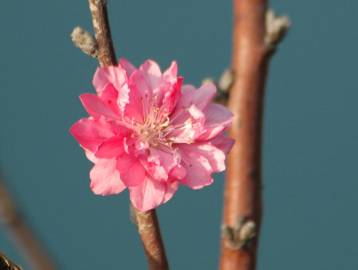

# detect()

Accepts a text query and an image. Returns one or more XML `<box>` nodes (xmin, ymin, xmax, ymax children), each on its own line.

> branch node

<box><xmin>218</xmin><ymin>69</ymin><xmax>234</xmax><ymax>93</ymax></box>
<box><xmin>71</xmin><ymin>26</ymin><xmax>98</xmax><ymax>58</ymax></box>
<box><xmin>203</xmin><ymin>69</ymin><xmax>234</xmax><ymax>105</ymax></box>
<box><xmin>222</xmin><ymin>218</ymin><xmax>256</xmax><ymax>250</ymax></box>
<box><xmin>264</xmin><ymin>9</ymin><xmax>291</xmax><ymax>52</ymax></box>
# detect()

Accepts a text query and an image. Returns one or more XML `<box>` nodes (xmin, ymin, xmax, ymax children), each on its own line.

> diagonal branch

<box><xmin>0</xmin><ymin>177</ymin><xmax>56</xmax><ymax>270</ymax></box>
<box><xmin>219</xmin><ymin>1</ymin><xmax>289</xmax><ymax>269</ymax></box>
<box><xmin>86</xmin><ymin>1</ymin><xmax>169</xmax><ymax>269</ymax></box>
<box><xmin>0</xmin><ymin>251</ymin><xmax>22</xmax><ymax>270</ymax></box>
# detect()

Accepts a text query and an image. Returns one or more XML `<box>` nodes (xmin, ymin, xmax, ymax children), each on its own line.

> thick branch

<box><xmin>87</xmin><ymin>1</ymin><xmax>169</xmax><ymax>269</ymax></box>
<box><xmin>0</xmin><ymin>179</ymin><xmax>56</xmax><ymax>270</ymax></box>
<box><xmin>220</xmin><ymin>1</ymin><xmax>289</xmax><ymax>270</ymax></box>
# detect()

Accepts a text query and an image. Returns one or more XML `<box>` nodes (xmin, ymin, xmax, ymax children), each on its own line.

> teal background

<box><xmin>0</xmin><ymin>0</ymin><xmax>357</xmax><ymax>269</ymax></box>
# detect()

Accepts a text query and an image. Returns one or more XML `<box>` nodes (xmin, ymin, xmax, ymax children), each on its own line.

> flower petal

<box><xmin>163</xmin><ymin>61</ymin><xmax>178</xmax><ymax>84</ymax></box>
<box><xmin>117</xmin><ymin>154</ymin><xmax>146</xmax><ymax>187</ymax></box>
<box><xmin>176</xmin><ymin>82</ymin><xmax>216</xmax><ymax>111</ymax></box>
<box><xmin>70</xmin><ymin>117</ymin><xmax>115</xmax><ymax>152</ymax></box>
<box><xmin>90</xmin><ymin>158</ymin><xmax>126</xmax><ymax>195</ymax></box>
<box><xmin>163</xmin><ymin>181</ymin><xmax>179</xmax><ymax>204</ymax></box>
<box><xmin>149</xmin><ymin>148</ymin><xmax>178</xmax><ymax>173</ymax></box>
<box><xmin>80</xmin><ymin>93</ymin><xmax>120</xmax><ymax>120</ymax></box>
<box><xmin>129</xmin><ymin>177</ymin><xmax>166</xmax><ymax>211</ymax></box>
<box><xmin>95</xmin><ymin>136</ymin><xmax>126</xmax><ymax>158</ymax></box>
<box><xmin>178</xmin><ymin>146</ymin><xmax>214</xmax><ymax>189</ymax></box>
<box><xmin>139</xmin><ymin>59</ymin><xmax>162</xmax><ymax>90</ymax></box>
<box><xmin>210</xmin><ymin>135</ymin><xmax>235</xmax><ymax>154</ymax></box>
<box><xmin>181</xmin><ymin>143</ymin><xmax>226</xmax><ymax>172</ymax></box>
<box><xmin>198</xmin><ymin>103</ymin><xmax>233</xmax><ymax>140</ymax></box>
<box><xmin>99</xmin><ymin>84</ymin><xmax>120</xmax><ymax>114</ymax></box>
<box><xmin>169</xmin><ymin>165</ymin><xmax>186</xmax><ymax>180</ymax></box>
<box><xmin>160</xmin><ymin>76</ymin><xmax>183</xmax><ymax>114</ymax></box>
<box><xmin>124</xmin><ymin>70</ymin><xmax>154</xmax><ymax>122</ymax></box>
<box><xmin>93</xmin><ymin>65</ymin><xmax>127</xmax><ymax>94</ymax></box>
<box><xmin>140</xmin><ymin>159</ymin><xmax>167</xmax><ymax>182</ymax></box>
<box><xmin>119</xmin><ymin>58</ymin><xmax>136</xmax><ymax>76</ymax></box>
<box><xmin>168</xmin><ymin>104</ymin><xmax>205</xmax><ymax>143</ymax></box>
<box><xmin>142</xmin><ymin>147</ymin><xmax>180</xmax><ymax>181</ymax></box>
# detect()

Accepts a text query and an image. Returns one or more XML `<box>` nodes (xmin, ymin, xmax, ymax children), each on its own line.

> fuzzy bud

<box><xmin>71</xmin><ymin>26</ymin><xmax>98</xmax><ymax>57</ymax></box>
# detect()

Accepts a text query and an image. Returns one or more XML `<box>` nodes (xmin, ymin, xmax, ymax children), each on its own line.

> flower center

<box><xmin>134</xmin><ymin>107</ymin><xmax>171</xmax><ymax>147</ymax></box>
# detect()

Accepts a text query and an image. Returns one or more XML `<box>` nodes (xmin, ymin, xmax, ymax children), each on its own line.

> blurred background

<box><xmin>0</xmin><ymin>0</ymin><xmax>357</xmax><ymax>269</ymax></box>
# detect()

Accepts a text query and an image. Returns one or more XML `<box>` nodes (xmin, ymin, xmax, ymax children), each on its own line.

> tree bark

<box><xmin>220</xmin><ymin>0</ymin><xmax>268</xmax><ymax>269</ymax></box>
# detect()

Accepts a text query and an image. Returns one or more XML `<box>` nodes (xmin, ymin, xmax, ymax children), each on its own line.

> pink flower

<box><xmin>70</xmin><ymin>58</ymin><xmax>234</xmax><ymax>211</ymax></box>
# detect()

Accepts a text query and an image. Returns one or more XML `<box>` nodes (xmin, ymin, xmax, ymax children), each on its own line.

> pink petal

<box><xmin>178</xmin><ymin>146</ymin><xmax>214</xmax><ymax>189</ymax></box>
<box><xmin>181</xmin><ymin>143</ymin><xmax>226</xmax><ymax>172</ymax></box>
<box><xmin>198</xmin><ymin>103</ymin><xmax>233</xmax><ymax>140</ymax></box>
<box><xmin>117</xmin><ymin>154</ymin><xmax>146</xmax><ymax>187</ymax></box>
<box><xmin>93</xmin><ymin>65</ymin><xmax>127</xmax><ymax>94</ymax></box>
<box><xmin>129</xmin><ymin>177</ymin><xmax>166</xmax><ymax>211</ymax></box>
<box><xmin>116</xmin><ymin>83</ymin><xmax>130</xmax><ymax>113</ymax></box>
<box><xmin>143</xmin><ymin>147</ymin><xmax>180</xmax><ymax>181</ymax></box>
<box><xmin>85</xmin><ymin>150</ymin><xmax>98</xmax><ymax>163</ymax></box>
<box><xmin>80</xmin><ymin>93</ymin><xmax>120</xmax><ymax>120</ymax></box>
<box><xmin>149</xmin><ymin>148</ymin><xmax>178</xmax><ymax>171</ymax></box>
<box><xmin>90</xmin><ymin>158</ymin><xmax>126</xmax><ymax>195</ymax></box>
<box><xmin>168</xmin><ymin>104</ymin><xmax>205</xmax><ymax>143</ymax></box>
<box><xmin>99</xmin><ymin>84</ymin><xmax>120</xmax><ymax>114</ymax></box>
<box><xmin>163</xmin><ymin>61</ymin><xmax>178</xmax><ymax>84</ymax></box>
<box><xmin>119</xmin><ymin>58</ymin><xmax>136</xmax><ymax>76</ymax></box>
<box><xmin>176</xmin><ymin>82</ymin><xmax>216</xmax><ymax>111</ymax></box>
<box><xmin>70</xmin><ymin>117</ymin><xmax>115</xmax><ymax>152</ymax></box>
<box><xmin>210</xmin><ymin>135</ymin><xmax>235</xmax><ymax>154</ymax></box>
<box><xmin>160</xmin><ymin>76</ymin><xmax>183</xmax><ymax>114</ymax></box>
<box><xmin>140</xmin><ymin>159</ymin><xmax>167</xmax><ymax>182</ymax></box>
<box><xmin>169</xmin><ymin>165</ymin><xmax>186</xmax><ymax>180</ymax></box>
<box><xmin>95</xmin><ymin>136</ymin><xmax>126</xmax><ymax>158</ymax></box>
<box><xmin>162</xmin><ymin>181</ymin><xmax>179</xmax><ymax>204</ymax></box>
<box><xmin>124</xmin><ymin>70</ymin><xmax>153</xmax><ymax>122</ymax></box>
<box><xmin>139</xmin><ymin>59</ymin><xmax>162</xmax><ymax>90</ymax></box>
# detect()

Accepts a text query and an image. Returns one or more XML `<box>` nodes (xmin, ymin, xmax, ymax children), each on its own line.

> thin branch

<box><xmin>0</xmin><ymin>178</ymin><xmax>56</xmax><ymax>270</ymax></box>
<box><xmin>88</xmin><ymin>0</ymin><xmax>116</xmax><ymax>66</ymax></box>
<box><xmin>86</xmin><ymin>1</ymin><xmax>169</xmax><ymax>269</ymax></box>
<box><xmin>219</xmin><ymin>1</ymin><xmax>289</xmax><ymax>270</ymax></box>
<box><xmin>131</xmin><ymin>207</ymin><xmax>169</xmax><ymax>270</ymax></box>
<box><xmin>0</xmin><ymin>251</ymin><xmax>22</xmax><ymax>270</ymax></box>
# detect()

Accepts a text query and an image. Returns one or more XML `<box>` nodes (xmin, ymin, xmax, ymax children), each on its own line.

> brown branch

<box><xmin>131</xmin><ymin>207</ymin><xmax>169</xmax><ymax>270</ymax></box>
<box><xmin>88</xmin><ymin>0</ymin><xmax>116</xmax><ymax>66</ymax></box>
<box><xmin>0</xmin><ymin>179</ymin><xmax>56</xmax><ymax>270</ymax></box>
<box><xmin>0</xmin><ymin>251</ymin><xmax>22</xmax><ymax>270</ymax></box>
<box><xmin>219</xmin><ymin>1</ymin><xmax>289</xmax><ymax>270</ymax></box>
<box><xmin>86</xmin><ymin>1</ymin><xmax>169</xmax><ymax>269</ymax></box>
